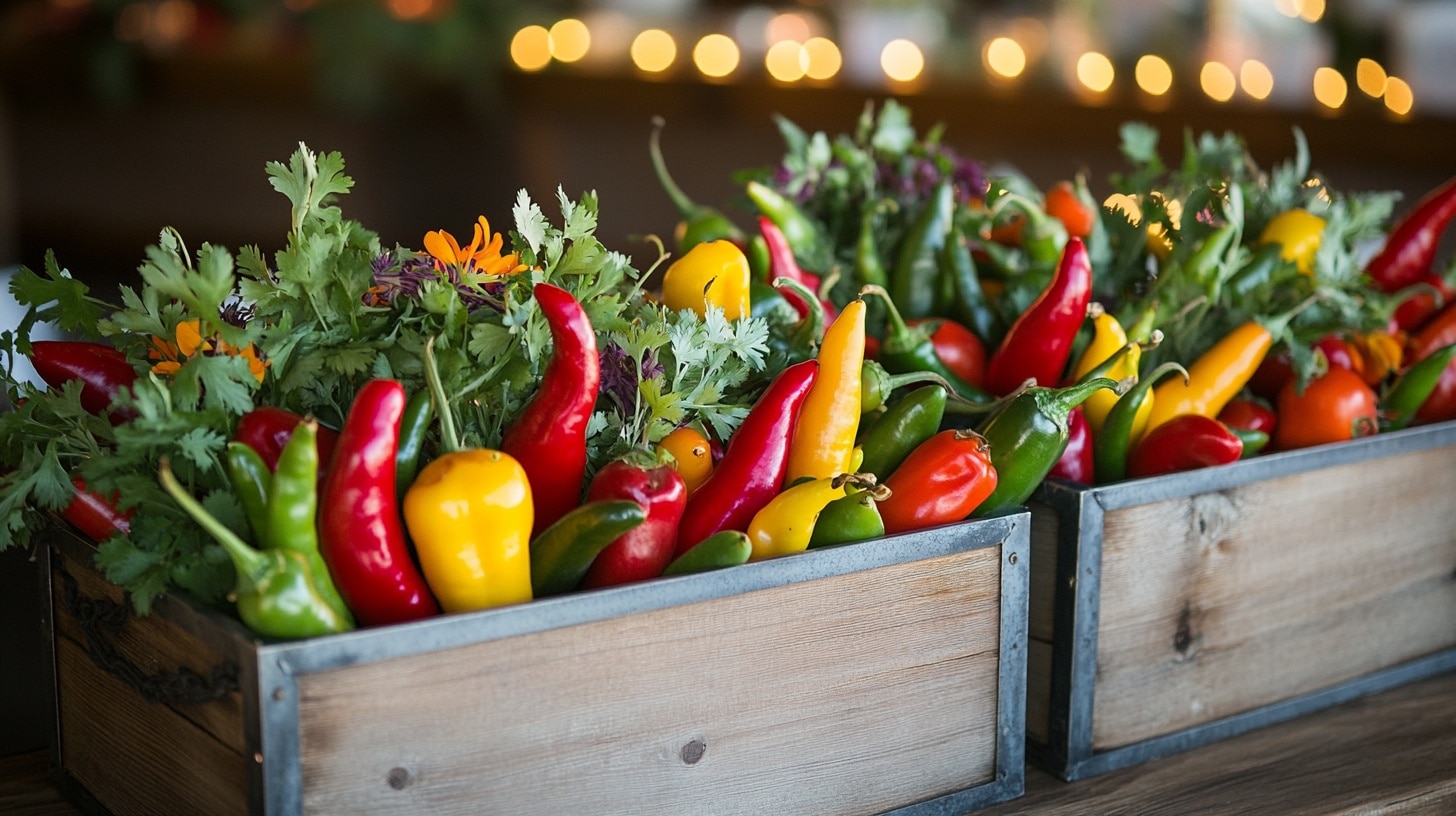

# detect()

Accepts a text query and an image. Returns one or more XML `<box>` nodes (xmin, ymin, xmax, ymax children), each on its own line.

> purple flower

<box><xmin>598</xmin><ymin>342</ymin><xmax>663</xmax><ymax>416</ymax></box>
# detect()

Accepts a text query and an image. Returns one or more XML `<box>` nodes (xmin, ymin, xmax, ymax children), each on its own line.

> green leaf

<box><xmin>513</xmin><ymin>189</ymin><xmax>549</xmax><ymax>255</ymax></box>
<box><xmin>7</xmin><ymin>253</ymin><xmax>108</xmax><ymax>339</ymax></box>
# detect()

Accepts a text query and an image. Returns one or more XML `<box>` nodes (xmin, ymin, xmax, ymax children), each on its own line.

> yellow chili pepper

<box><xmin>786</xmin><ymin>298</ymin><xmax>867</xmax><ymax>483</ymax></box>
<box><xmin>403</xmin><ymin>338</ymin><xmax>534</xmax><ymax>613</ymax></box>
<box><xmin>1071</xmin><ymin>304</ymin><xmax>1144</xmax><ymax>435</ymax></box>
<box><xmin>661</xmin><ymin>239</ymin><xmax>751</xmax><ymax>320</ymax></box>
<box><xmin>746</xmin><ymin>475</ymin><xmax>847</xmax><ymax>561</ymax></box>
<box><xmin>657</xmin><ymin>425</ymin><xmax>714</xmax><ymax>494</ymax></box>
<box><xmin>1144</xmin><ymin>321</ymin><xmax>1273</xmax><ymax>434</ymax></box>
<box><xmin>1260</xmin><ymin>208</ymin><xmax>1325</xmax><ymax>276</ymax></box>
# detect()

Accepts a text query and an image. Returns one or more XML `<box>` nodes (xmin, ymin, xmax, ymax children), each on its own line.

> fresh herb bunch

<box><xmin>0</xmin><ymin>143</ymin><xmax>773</xmax><ymax>613</ymax></box>
<box><xmin>1097</xmin><ymin>122</ymin><xmax>1399</xmax><ymax>382</ymax></box>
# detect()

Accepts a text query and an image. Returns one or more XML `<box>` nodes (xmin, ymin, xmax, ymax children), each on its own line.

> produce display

<box><xmin>3</xmin><ymin>102</ymin><xmax>1455</xmax><ymax>640</ymax></box>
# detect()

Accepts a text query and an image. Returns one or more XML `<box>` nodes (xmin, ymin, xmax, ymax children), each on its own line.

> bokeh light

<box><xmin>1076</xmin><ymin>51</ymin><xmax>1114</xmax><ymax>93</ymax></box>
<box><xmin>693</xmin><ymin>34</ymin><xmax>740</xmax><ymax>79</ymax></box>
<box><xmin>1384</xmin><ymin>76</ymin><xmax>1414</xmax><ymax>116</ymax></box>
<box><xmin>765</xmin><ymin>40</ymin><xmax>808</xmax><ymax>82</ymax></box>
<box><xmin>881</xmin><ymin>39</ymin><xmax>924</xmax><ymax>83</ymax></box>
<box><xmin>1356</xmin><ymin>58</ymin><xmax>1388</xmax><ymax>98</ymax></box>
<box><xmin>1240</xmin><ymin>60</ymin><xmax>1274</xmax><ymax>100</ymax></box>
<box><xmin>510</xmin><ymin>25</ymin><xmax>552</xmax><ymax>72</ymax></box>
<box><xmin>803</xmin><ymin>37</ymin><xmax>842</xmax><ymax>81</ymax></box>
<box><xmin>985</xmin><ymin>37</ymin><xmax>1026</xmax><ymax>79</ymax></box>
<box><xmin>631</xmin><ymin>29</ymin><xmax>677</xmax><ymax>73</ymax></box>
<box><xmin>1135</xmin><ymin>55</ymin><xmax>1172</xmax><ymax>96</ymax></box>
<box><xmin>1200</xmin><ymin>61</ymin><xmax>1236</xmax><ymax>103</ymax></box>
<box><xmin>549</xmin><ymin>19</ymin><xmax>590</xmax><ymax>63</ymax></box>
<box><xmin>1313</xmin><ymin>66</ymin><xmax>1347</xmax><ymax>110</ymax></box>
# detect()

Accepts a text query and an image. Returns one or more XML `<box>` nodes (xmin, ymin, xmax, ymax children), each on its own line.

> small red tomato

<box><xmin>1043</xmin><ymin>180</ymin><xmax>1097</xmax><ymax>239</ymax></box>
<box><xmin>909</xmin><ymin>317</ymin><xmax>988</xmax><ymax>388</ymax></box>
<box><xmin>1274</xmin><ymin>367</ymin><xmax>1379</xmax><ymax>450</ymax></box>
<box><xmin>879</xmin><ymin>429</ymin><xmax>998</xmax><ymax>535</ymax></box>
<box><xmin>1218</xmin><ymin>397</ymin><xmax>1277</xmax><ymax>436</ymax></box>
<box><xmin>1248</xmin><ymin>347</ymin><xmax>1295</xmax><ymax>400</ymax></box>
<box><xmin>1314</xmin><ymin>334</ymin><xmax>1361</xmax><ymax>376</ymax></box>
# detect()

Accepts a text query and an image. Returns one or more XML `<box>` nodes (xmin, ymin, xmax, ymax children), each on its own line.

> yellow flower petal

<box><xmin>175</xmin><ymin>320</ymin><xmax>206</xmax><ymax>356</ymax></box>
<box><xmin>151</xmin><ymin>361</ymin><xmax>182</xmax><ymax>376</ymax></box>
<box><xmin>423</xmin><ymin>230</ymin><xmax>461</xmax><ymax>266</ymax></box>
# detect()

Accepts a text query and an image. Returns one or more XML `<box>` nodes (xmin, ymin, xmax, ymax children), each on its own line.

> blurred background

<box><xmin>2</xmin><ymin>0</ymin><xmax>1456</xmax><ymax>758</ymax></box>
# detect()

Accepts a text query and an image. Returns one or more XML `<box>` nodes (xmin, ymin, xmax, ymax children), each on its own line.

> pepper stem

<box><xmin>649</xmin><ymin>117</ymin><xmax>703</xmax><ymax>219</ymax></box>
<box><xmin>423</xmin><ymin>336</ymin><xmax>462</xmax><ymax>454</ymax></box>
<box><xmin>158</xmin><ymin>458</ymin><xmax>272</xmax><ymax>597</ymax></box>
<box><xmin>859</xmin><ymin>284</ymin><xmax>920</xmax><ymax>350</ymax></box>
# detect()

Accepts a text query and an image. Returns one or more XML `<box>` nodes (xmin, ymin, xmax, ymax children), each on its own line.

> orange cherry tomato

<box><xmin>909</xmin><ymin>317</ymin><xmax>988</xmax><ymax>388</ymax></box>
<box><xmin>1273</xmin><ymin>367</ymin><xmax>1378</xmax><ymax>451</ymax></box>
<box><xmin>657</xmin><ymin>426</ymin><xmax>714</xmax><ymax>494</ymax></box>
<box><xmin>1043</xmin><ymin>180</ymin><xmax>1096</xmax><ymax>239</ymax></box>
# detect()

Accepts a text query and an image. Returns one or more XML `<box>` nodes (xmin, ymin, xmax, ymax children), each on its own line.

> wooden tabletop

<box><xmin>4</xmin><ymin>670</ymin><xmax>1454</xmax><ymax>815</ymax></box>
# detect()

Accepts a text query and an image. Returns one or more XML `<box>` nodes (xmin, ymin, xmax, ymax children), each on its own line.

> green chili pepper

<box><xmin>1229</xmin><ymin>427</ymin><xmax>1270</xmax><ymax>458</ymax></box>
<box><xmin>160</xmin><ymin>456</ymin><xmax>354</xmax><ymax>640</ymax></box>
<box><xmin>855</xmin><ymin>203</ymin><xmax>892</xmax><ymax>292</ymax></box>
<box><xmin>973</xmin><ymin>377</ymin><xmax>1122</xmax><ymax>517</ymax></box>
<box><xmin>1228</xmin><ymin>243</ymin><xmax>1287</xmax><ymax>299</ymax></box>
<box><xmin>226</xmin><ymin>442</ymin><xmax>272</xmax><ymax>543</ymax></box>
<box><xmin>746</xmin><ymin>180</ymin><xmax>826</xmax><ymax>269</ymax></box>
<box><xmin>763</xmin><ymin>276</ymin><xmax>825</xmax><ymax>371</ymax></box>
<box><xmin>1184</xmin><ymin>223</ymin><xmax>1240</xmax><ymax>286</ymax></box>
<box><xmin>862</xmin><ymin>285</ymin><xmax>992</xmax><ymax>404</ymax></box>
<box><xmin>1384</xmin><ymin>343</ymin><xmax>1456</xmax><ymax>431</ymax></box>
<box><xmin>530</xmin><ymin>499</ymin><xmax>648</xmax><ymax>597</ymax></box>
<box><xmin>395</xmin><ymin>389</ymin><xmax>434</xmax><ymax>499</ymax></box>
<box><xmin>858</xmin><ymin>385</ymin><xmax>947</xmax><ymax>480</ymax></box>
<box><xmin>890</xmin><ymin>181</ymin><xmax>955</xmax><ymax>320</ymax></box>
<box><xmin>662</xmin><ymin>530</ymin><xmax>753</xmax><ymax>576</ymax></box>
<box><xmin>942</xmin><ymin>223</ymin><xmax>1006</xmax><ymax>349</ymax></box>
<box><xmin>263</xmin><ymin>421</ymin><xmax>354</xmax><ymax>625</ymax></box>
<box><xmin>808</xmin><ymin>476</ymin><xmax>891</xmax><ymax>549</ymax></box>
<box><xmin>859</xmin><ymin>359</ymin><xmax>989</xmax><ymax>415</ymax></box>
<box><xmin>651</xmin><ymin>118</ymin><xmax>745</xmax><ymax>251</ymax></box>
<box><xmin>746</xmin><ymin>234</ymin><xmax>772</xmax><ymax>283</ymax></box>
<box><xmin>1093</xmin><ymin>362</ymin><xmax>1188</xmax><ymax>484</ymax></box>
<box><xmin>750</xmin><ymin>278</ymin><xmax>795</xmax><ymax>323</ymax></box>
<box><xmin>991</xmin><ymin>189</ymin><xmax>1068</xmax><ymax>270</ymax></box>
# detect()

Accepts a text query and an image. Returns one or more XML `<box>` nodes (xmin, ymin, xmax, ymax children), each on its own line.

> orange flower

<box><xmin>423</xmin><ymin>216</ymin><xmax>525</xmax><ymax>277</ymax></box>
<box><xmin>150</xmin><ymin>319</ymin><xmax>268</xmax><ymax>384</ymax></box>
<box><xmin>1350</xmin><ymin>331</ymin><xmax>1403</xmax><ymax>386</ymax></box>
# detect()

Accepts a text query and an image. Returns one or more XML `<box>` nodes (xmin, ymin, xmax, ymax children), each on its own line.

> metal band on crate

<box><xmin>58</xmin><ymin>567</ymin><xmax>241</xmax><ymax>705</ymax></box>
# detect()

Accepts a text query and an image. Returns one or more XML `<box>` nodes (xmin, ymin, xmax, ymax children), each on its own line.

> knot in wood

<box><xmin>1189</xmin><ymin>492</ymin><xmax>1238</xmax><ymax>550</ymax></box>
<box><xmin>681</xmin><ymin>739</ymin><xmax>707</xmax><ymax>765</ymax></box>
<box><xmin>387</xmin><ymin>767</ymin><xmax>414</xmax><ymax>790</ymax></box>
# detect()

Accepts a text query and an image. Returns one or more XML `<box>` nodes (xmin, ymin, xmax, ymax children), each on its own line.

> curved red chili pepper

<box><xmin>1415</xmin><ymin>358</ymin><xmax>1456</xmax><ymax>425</ymax></box>
<box><xmin>28</xmin><ymin>340</ymin><xmax>138</xmax><ymax>423</ymax></box>
<box><xmin>984</xmin><ymin>236</ymin><xmax>1093</xmax><ymax>395</ymax></box>
<box><xmin>759</xmin><ymin>216</ymin><xmax>830</xmax><ymax>321</ymax></box>
<box><xmin>1047</xmin><ymin>405</ymin><xmax>1094</xmax><ymax>485</ymax></box>
<box><xmin>1365</xmin><ymin>174</ymin><xmax>1456</xmax><ymax>293</ymax></box>
<box><xmin>1127</xmin><ymin>414</ymin><xmax>1243</xmax><ymax>479</ymax></box>
<box><xmin>1390</xmin><ymin>272</ymin><xmax>1454</xmax><ymax>333</ymax></box>
<box><xmin>234</xmin><ymin>405</ymin><xmax>340</xmax><ymax>476</ymax></box>
<box><xmin>1406</xmin><ymin>299</ymin><xmax>1456</xmax><ymax>364</ymax></box>
<box><xmin>319</xmin><ymin>379</ymin><xmax>439</xmax><ymax>626</ymax></box>
<box><xmin>675</xmin><ymin>359</ymin><xmax>818</xmax><ymax>554</ymax></box>
<box><xmin>581</xmin><ymin>459</ymin><xmax>688</xmax><ymax>588</ymax></box>
<box><xmin>61</xmin><ymin>477</ymin><xmax>133</xmax><ymax>541</ymax></box>
<box><xmin>501</xmin><ymin>283</ymin><xmax>600</xmax><ymax>537</ymax></box>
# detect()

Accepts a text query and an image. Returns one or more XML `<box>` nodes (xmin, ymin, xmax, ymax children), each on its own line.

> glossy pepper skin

<box><xmin>984</xmin><ymin>237</ymin><xmax>1093</xmax><ymax>396</ymax></box>
<box><xmin>760</xmin><ymin>216</ymin><xmax>829</xmax><ymax>320</ymax></box>
<box><xmin>1127</xmin><ymin>414</ymin><xmax>1243</xmax><ymax>479</ymax></box>
<box><xmin>234</xmin><ymin>406</ymin><xmax>340</xmax><ymax>477</ymax></box>
<box><xmin>676</xmin><ymin>359</ymin><xmax>818</xmax><ymax>554</ymax></box>
<box><xmin>890</xmin><ymin>181</ymin><xmax>955</xmax><ymax>320</ymax></box>
<box><xmin>394</xmin><ymin>389</ymin><xmax>434</xmax><ymax>498</ymax></box>
<box><xmin>746</xmin><ymin>180</ymin><xmax>826</xmax><ymax>271</ymax></box>
<box><xmin>746</xmin><ymin>475</ymin><xmax>851</xmax><ymax>561</ymax></box>
<box><xmin>662</xmin><ymin>530</ymin><xmax>753</xmax><ymax>576</ymax></box>
<box><xmin>974</xmin><ymin>377</ymin><xmax>1119</xmax><ymax>517</ymax></box>
<box><xmin>581</xmin><ymin>460</ymin><xmax>688</xmax><ymax>588</ymax></box>
<box><xmin>531</xmin><ymin>500</ymin><xmax>647</xmax><ymax>597</ymax></box>
<box><xmin>1144</xmin><ymin>320</ymin><xmax>1276</xmax><ymax>434</ymax></box>
<box><xmin>1384</xmin><ymin>343</ymin><xmax>1456</xmax><ymax>430</ymax></box>
<box><xmin>941</xmin><ymin>225</ymin><xmax>1006</xmax><ymax>349</ymax></box>
<box><xmin>650</xmin><ymin>117</ymin><xmax>745</xmax><ymax>251</ymax></box>
<box><xmin>880</xmin><ymin>429</ymin><xmax>998</xmax><ymax>534</ymax></box>
<box><xmin>1259</xmin><ymin>209</ymin><xmax>1325</xmax><ymax>276</ymax></box>
<box><xmin>61</xmin><ymin>478</ymin><xmax>132</xmax><ymax>542</ymax></box>
<box><xmin>862</xmin><ymin>285</ymin><xmax>992</xmax><ymax>404</ymax></box>
<box><xmin>1047</xmin><ymin>406</ymin><xmax>1094</xmax><ymax>485</ymax></box>
<box><xmin>501</xmin><ymin>283</ymin><xmax>601</xmax><ymax>536</ymax></box>
<box><xmin>320</xmin><ymin>379</ymin><xmax>440</xmax><ymax>626</ymax></box>
<box><xmin>858</xmin><ymin>384</ymin><xmax>947</xmax><ymax>480</ymax></box>
<box><xmin>910</xmin><ymin>317</ymin><xmax>987</xmax><ymax>389</ymax></box>
<box><xmin>661</xmin><ymin>240</ymin><xmax>752</xmax><ymax>321</ymax></box>
<box><xmin>1070</xmin><ymin>303</ymin><xmax>1136</xmax><ymax>434</ymax></box>
<box><xmin>1364</xmin><ymin>174</ymin><xmax>1456</xmax><ymax>293</ymax></box>
<box><xmin>160</xmin><ymin>459</ymin><xmax>353</xmax><ymax>640</ymax></box>
<box><xmin>657</xmin><ymin>425</ymin><xmax>714</xmax><ymax>494</ymax></box>
<box><xmin>29</xmin><ymin>340</ymin><xmax>138</xmax><ymax>423</ymax></box>
<box><xmin>787</xmin><ymin>299</ymin><xmax>866</xmax><ymax>483</ymax></box>
<box><xmin>1093</xmin><ymin>362</ymin><xmax>1187</xmax><ymax>484</ymax></box>
<box><xmin>809</xmin><ymin>478</ymin><xmax>892</xmax><ymax>549</ymax></box>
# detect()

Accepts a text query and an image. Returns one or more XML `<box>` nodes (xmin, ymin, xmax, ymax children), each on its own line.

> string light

<box><xmin>631</xmin><ymin>29</ymin><xmax>677</xmax><ymax>73</ymax></box>
<box><xmin>765</xmin><ymin>40</ymin><xmax>807</xmax><ymax>82</ymax></box>
<box><xmin>1313</xmin><ymin>66</ymin><xmax>1347</xmax><ymax>110</ymax></box>
<box><xmin>1135</xmin><ymin>55</ymin><xmax>1173</xmax><ymax>96</ymax></box>
<box><xmin>881</xmin><ymin>39</ymin><xmax>924</xmax><ymax>83</ymax></box>
<box><xmin>1240</xmin><ymin>60</ymin><xmax>1274</xmax><ymax>100</ymax></box>
<box><xmin>803</xmin><ymin>37</ymin><xmax>841</xmax><ymax>81</ymax></box>
<box><xmin>693</xmin><ymin>34</ymin><xmax>739</xmax><ymax>79</ymax></box>
<box><xmin>1356</xmin><ymin>58</ymin><xmax>1388</xmax><ymax>98</ymax></box>
<box><xmin>1200</xmin><ymin>61</ymin><xmax>1236</xmax><ymax>103</ymax></box>
<box><xmin>1384</xmin><ymin>76</ymin><xmax>1414</xmax><ymax>116</ymax></box>
<box><xmin>1076</xmin><ymin>51</ymin><xmax>1114</xmax><ymax>93</ymax></box>
<box><xmin>549</xmin><ymin>19</ymin><xmax>590</xmax><ymax>63</ymax></box>
<box><xmin>984</xmin><ymin>37</ymin><xmax>1026</xmax><ymax>79</ymax></box>
<box><xmin>510</xmin><ymin>26</ymin><xmax>551</xmax><ymax>72</ymax></box>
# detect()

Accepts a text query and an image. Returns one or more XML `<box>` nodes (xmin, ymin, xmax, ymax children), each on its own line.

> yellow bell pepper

<box><xmin>1260</xmin><ymin>208</ymin><xmax>1325</xmax><ymax>276</ymax></box>
<box><xmin>661</xmin><ymin>239</ymin><xmax>751</xmax><ymax>320</ymax></box>
<box><xmin>746</xmin><ymin>475</ymin><xmax>847</xmax><ymax>561</ymax></box>
<box><xmin>786</xmin><ymin>299</ymin><xmax>867</xmax><ymax>483</ymax></box>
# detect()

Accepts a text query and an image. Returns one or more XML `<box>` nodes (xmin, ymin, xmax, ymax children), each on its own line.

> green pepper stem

<box><xmin>423</xmin><ymin>336</ymin><xmax>461</xmax><ymax>454</ymax></box>
<box><xmin>859</xmin><ymin>284</ymin><xmax>916</xmax><ymax>347</ymax></box>
<box><xmin>158</xmin><ymin>458</ymin><xmax>272</xmax><ymax>597</ymax></box>
<box><xmin>649</xmin><ymin>117</ymin><xmax>704</xmax><ymax>219</ymax></box>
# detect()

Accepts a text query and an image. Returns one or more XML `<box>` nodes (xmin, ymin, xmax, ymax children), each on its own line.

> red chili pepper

<box><xmin>581</xmin><ymin>459</ymin><xmax>687</xmax><ymax>589</ymax></box>
<box><xmin>28</xmin><ymin>340</ymin><xmax>138</xmax><ymax>423</ymax></box>
<box><xmin>1364</xmin><ymin>174</ymin><xmax>1456</xmax><ymax>293</ymax></box>
<box><xmin>759</xmin><ymin>216</ymin><xmax>831</xmax><ymax>321</ymax></box>
<box><xmin>675</xmin><ymin>359</ymin><xmax>818</xmax><ymax>554</ymax></box>
<box><xmin>60</xmin><ymin>477</ymin><xmax>133</xmax><ymax>541</ymax></box>
<box><xmin>878</xmin><ymin>428</ymin><xmax>998</xmax><ymax>535</ymax></box>
<box><xmin>501</xmin><ymin>283</ymin><xmax>601</xmax><ymax>537</ymax></box>
<box><xmin>319</xmin><ymin>379</ymin><xmax>439</xmax><ymax>626</ymax></box>
<box><xmin>908</xmin><ymin>317</ymin><xmax>988</xmax><ymax>388</ymax></box>
<box><xmin>1415</xmin><ymin>359</ymin><xmax>1456</xmax><ymax>424</ymax></box>
<box><xmin>234</xmin><ymin>406</ymin><xmax>340</xmax><ymax>477</ymax></box>
<box><xmin>1047</xmin><ymin>405</ymin><xmax>1094</xmax><ymax>485</ymax></box>
<box><xmin>1406</xmin><ymin>298</ymin><xmax>1456</xmax><ymax>364</ymax></box>
<box><xmin>1127</xmin><ymin>414</ymin><xmax>1244</xmax><ymax>479</ymax></box>
<box><xmin>1218</xmin><ymin>397</ymin><xmax>1277</xmax><ymax>436</ymax></box>
<box><xmin>984</xmin><ymin>236</ymin><xmax>1093</xmax><ymax>395</ymax></box>
<box><xmin>1390</xmin><ymin>272</ymin><xmax>1454</xmax><ymax>333</ymax></box>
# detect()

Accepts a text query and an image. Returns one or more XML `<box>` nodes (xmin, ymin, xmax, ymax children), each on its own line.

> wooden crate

<box><xmin>1025</xmin><ymin>422</ymin><xmax>1456</xmax><ymax>780</ymax></box>
<box><xmin>41</xmin><ymin>512</ymin><xmax>1029</xmax><ymax>815</ymax></box>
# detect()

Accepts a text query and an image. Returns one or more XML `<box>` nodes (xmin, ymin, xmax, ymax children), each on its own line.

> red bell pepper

<box><xmin>1127</xmin><ymin>414</ymin><xmax>1243</xmax><ymax>478</ymax></box>
<box><xmin>984</xmin><ymin>236</ymin><xmax>1093</xmax><ymax>395</ymax></box>
<box><xmin>675</xmin><ymin>359</ymin><xmax>818</xmax><ymax>554</ymax></box>
<box><xmin>1217</xmin><ymin>397</ymin><xmax>1277</xmax><ymax>436</ymax></box>
<box><xmin>319</xmin><ymin>379</ymin><xmax>440</xmax><ymax>626</ymax></box>
<box><xmin>1365</xmin><ymin>174</ymin><xmax>1456</xmax><ymax>293</ymax></box>
<box><xmin>581</xmin><ymin>459</ymin><xmax>688</xmax><ymax>588</ymax></box>
<box><xmin>234</xmin><ymin>406</ymin><xmax>340</xmax><ymax>476</ymax></box>
<box><xmin>501</xmin><ymin>283</ymin><xmax>600</xmax><ymax>537</ymax></box>
<box><xmin>61</xmin><ymin>477</ymin><xmax>133</xmax><ymax>541</ymax></box>
<box><xmin>28</xmin><ymin>340</ymin><xmax>138</xmax><ymax>423</ymax></box>
<box><xmin>1047</xmin><ymin>405</ymin><xmax>1094</xmax><ymax>485</ymax></box>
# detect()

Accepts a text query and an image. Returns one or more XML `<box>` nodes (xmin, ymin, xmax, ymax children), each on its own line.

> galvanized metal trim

<box><xmin>37</xmin><ymin>540</ymin><xmax>63</xmax><ymax>782</ymax></box>
<box><xmin>1060</xmin><ymin>648</ymin><xmax>1456</xmax><ymax>781</ymax></box>
<box><xmin>255</xmin><ymin>652</ymin><xmax>303</xmax><ymax>815</ymax></box>
<box><xmin>1064</xmin><ymin>489</ymin><xmax>1105</xmax><ymax>771</ymax></box>
<box><xmin>1084</xmin><ymin>422</ymin><xmax>1456</xmax><ymax>511</ymax></box>
<box><xmin>261</xmin><ymin>513</ymin><xmax>1023</xmax><ymax>675</ymax></box>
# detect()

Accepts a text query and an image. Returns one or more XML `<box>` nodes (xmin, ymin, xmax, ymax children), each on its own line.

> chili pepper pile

<box><xmin>7</xmin><ymin>105</ymin><xmax>1456</xmax><ymax>642</ymax></box>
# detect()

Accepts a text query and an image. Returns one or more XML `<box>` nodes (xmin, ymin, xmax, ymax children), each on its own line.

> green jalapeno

<box><xmin>1384</xmin><ymin>343</ymin><xmax>1456</xmax><ymax>431</ymax></box>
<box><xmin>941</xmin><ymin>223</ymin><xmax>1006</xmax><ymax>349</ymax></box>
<box><xmin>1093</xmin><ymin>362</ymin><xmax>1188</xmax><ymax>484</ymax></box>
<box><xmin>530</xmin><ymin>500</ymin><xmax>648</xmax><ymax>597</ymax></box>
<box><xmin>858</xmin><ymin>385</ymin><xmax>947</xmax><ymax>480</ymax></box>
<box><xmin>395</xmin><ymin>388</ymin><xmax>434</xmax><ymax>500</ymax></box>
<box><xmin>662</xmin><ymin>530</ymin><xmax>753</xmax><ymax>576</ymax></box>
<box><xmin>809</xmin><ymin>476</ymin><xmax>891</xmax><ymax>549</ymax></box>
<box><xmin>890</xmin><ymin>181</ymin><xmax>954</xmax><ymax>320</ymax></box>
<box><xmin>862</xmin><ymin>284</ymin><xmax>993</xmax><ymax>404</ymax></box>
